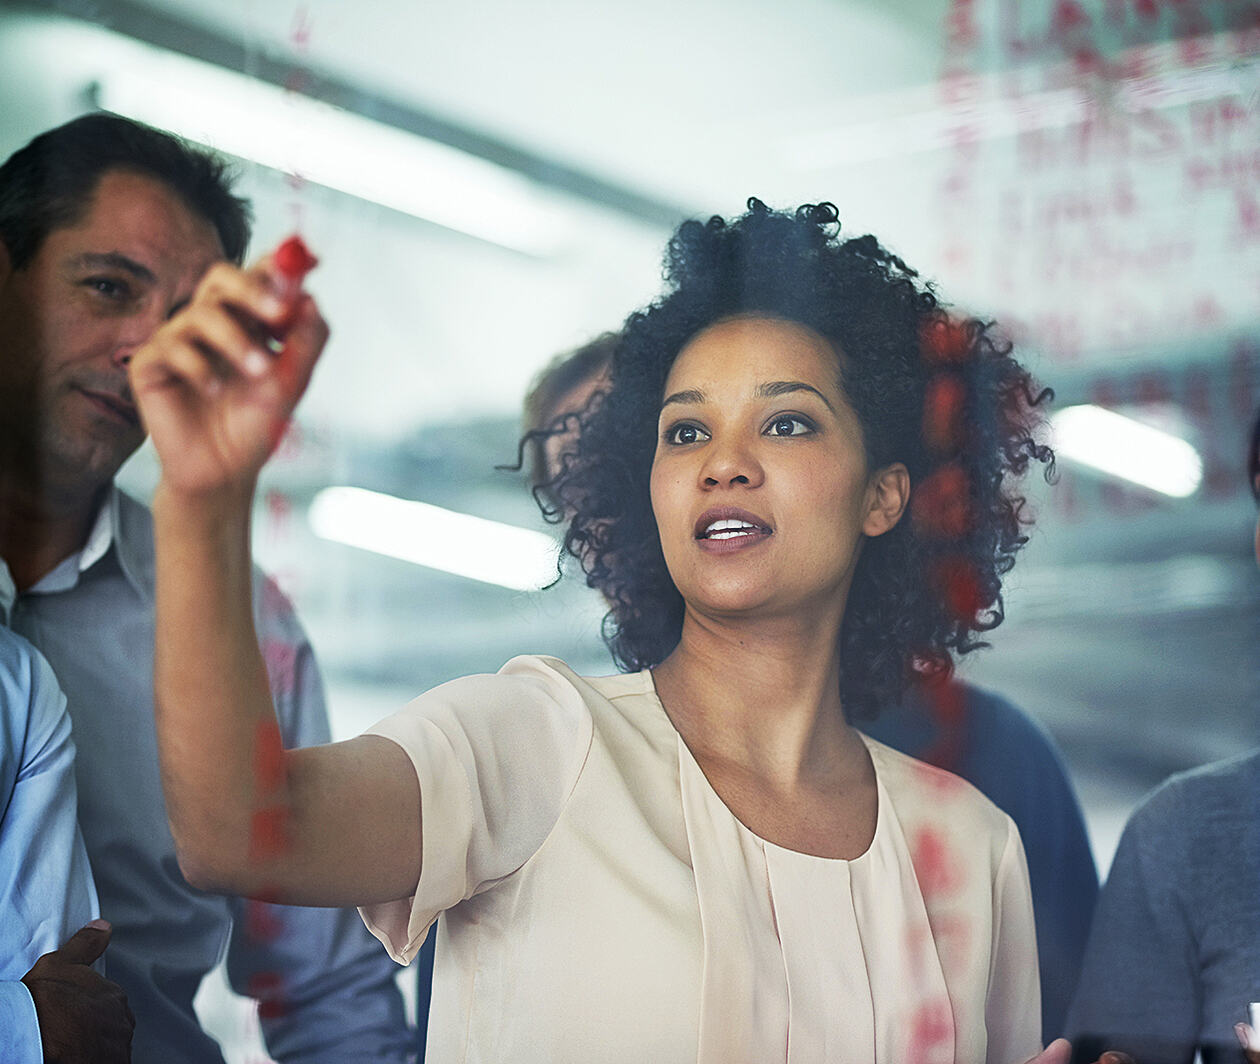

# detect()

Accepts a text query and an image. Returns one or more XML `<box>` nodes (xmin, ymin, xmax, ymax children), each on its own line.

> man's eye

<box><xmin>766</xmin><ymin>416</ymin><xmax>814</xmax><ymax>437</ymax></box>
<box><xmin>84</xmin><ymin>277</ymin><xmax>130</xmax><ymax>300</ymax></box>
<box><xmin>666</xmin><ymin>423</ymin><xmax>709</xmax><ymax>445</ymax></box>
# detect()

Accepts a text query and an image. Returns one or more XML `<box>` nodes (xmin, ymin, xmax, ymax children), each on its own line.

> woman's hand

<box><xmin>1021</xmin><ymin>1038</ymin><xmax>1071</xmax><ymax>1064</ymax></box>
<box><xmin>1237</xmin><ymin>1021</ymin><xmax>1260</xmax><ymax>1062</ymax></box>
<box><xmin>1019</xmin><ymin>1041</ymin><xmax>1135</xmax><ymax>1064</ymax></box>
<box><xmin>129</xmin><ymin>246</ymin><xmax>327</xmax><ymax>502</ymax></box>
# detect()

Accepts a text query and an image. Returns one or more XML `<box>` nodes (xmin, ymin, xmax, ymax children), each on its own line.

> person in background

<box><xmin>521</xmin><ymin>329</ymin><xmax>1099</xmax><ymax>1042</ymax></box>
<box><xmin>0</xmin><ymin>625</ymin><xmax>133</xmax><ymax>1063</ymax></box>
<box><xmin>1066</xmin><ymin>409</ymin><xmax>1260</xmax><ymax>1064</ymax></box>
<box><xmin>0</xmin><ymin>113</ymin><xmax>411</xmax><ymax>1063</ymax></box>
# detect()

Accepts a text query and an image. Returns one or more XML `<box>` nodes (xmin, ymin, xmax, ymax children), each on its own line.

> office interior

<box><xmin>2</xmin><ymin>0</ymin><xmax>1257</xmax><ymax>1055</ymax></box>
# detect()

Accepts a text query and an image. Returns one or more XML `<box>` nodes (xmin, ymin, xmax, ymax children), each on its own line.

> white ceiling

<box><xmin>119</xmin><ymin>0</ymin><xmax>945</xmax><ymax>211</ymax></box>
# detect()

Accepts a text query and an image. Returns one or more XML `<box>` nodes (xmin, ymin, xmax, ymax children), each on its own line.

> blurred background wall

<box><xmin>2</xmin><ymin>0</ymin><xmax>1257</xmax><ymax>1054</ymax></box>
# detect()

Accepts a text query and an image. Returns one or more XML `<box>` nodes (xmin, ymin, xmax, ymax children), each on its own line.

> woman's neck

<box><xmin>651</xmin><ymin>606</ymin><xmax>861</xmax><ymax>787</ymax></box>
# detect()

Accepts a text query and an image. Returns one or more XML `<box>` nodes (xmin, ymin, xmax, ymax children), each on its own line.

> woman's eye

<box><xmin>665</xmin><ymin>423</ymin><xmax>709</xmax><ymax>445</ymax></box>
<box><xmin>766</xmin><ymin>415</ymin><xmax>814</xmax><ymax>437</ymax></box>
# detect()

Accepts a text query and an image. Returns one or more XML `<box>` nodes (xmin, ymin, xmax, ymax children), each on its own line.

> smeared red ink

<box><xmin>911</xmin><ymin>826</ymin><xmax>964</xmax><ymax>898</ymax></box>
<box><xmin>245</xmin><ymin>898</ymin><xmax>284</xmax><ymax>943</ymax></box>
<box><xmin>265</xmin><ymin>489</ymin><xmax>292</xmax><ymax>530</ymax></box>
<box><xmin>920</xmin><ymin>318</ymin><xmax>971</xmax><ymax>365</ymax></box>
<box><xmin>907</xmin><ymin>998</ymin><xmax>954</xmax><ymax>1064</ymax></box>
<box><xmin>931</xmin><ymin>556</ymin><xmax>985</xmax><ymax>622</ymax></box>
<box><xmin>923</xmin><ymin>676</ymin><xmax>966</xmax><ymax>730</ymax></box>
<box><xmin>911</xmin><ymin>750</ymin><xmax>970</xmax><ymax>796</ymax></box>
<box><xmin>273</xmin><ymin>235</ymin><xmax>318</xmax><ymax>282</ymax></box>
<box><xmin>254</xmin><ymin>719</ymin><xmax>287</xmax><ymax>794</ymax></box>
<box><xmin>267</xmin><ymin>416</ymin><xmax>295</xmax><ymax>459</ymax></box>
<box><xmin>246</xmin><ymin>971</ymin><xmax>287</xmax><ymax>1021</ymax></box>
<box><xmin>930</xmin><ymin>912</ymin><xmax>972</xmax><ymax>968</ymax></box>
<box><xmin>915</xmin><ymin>673</ymin><xmax>967</xmax><ymax>776</ymax></box>
<box><xmin>260</xmin><ymin>638</ymin><xmax>298</xmax><ymax>698</ymax></box>
<box><xmin>923</xmin><ymin>375</ymin><xmax>967</xmax><ymax>454</ymax></box>
<box><xmin>249</xmin><ymin>805</ymin><xmax>290</xmax><ymax>860</ymax></box>
<box><xmin>1051</xmin><ymin>0</ymin><xmax>1090</xmax><ymax>34</ymax></box>
<box><xmin>911</xmin><ymin>464</ymin><xmax>971</xmax><ymax>538</ymax></box>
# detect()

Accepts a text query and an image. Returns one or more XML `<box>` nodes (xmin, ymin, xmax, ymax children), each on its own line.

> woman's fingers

<box><xmin>186</xmin><ymin>262</ymin><xmax>292</xmax><ymax>381</ymax></box>
<box><xmin>130</xmin><ymin>239</ymin><xmax>328</xmax><ymax>496</ymax></box>
<box><xmin>138</xmin><ymin>250</ymin><xmax>323</xmax><ymax>403</ymax></box>
<box><xmin>1237</xmin><ymin>1021</ymin><xmax>1260</xmax><ymax>1062</ymax></box>
<box><xmin>1021</xmin><ymin>1038</ymin><xmax>1071</xmax><ymax>1064</ymax></box>
<box><xmin>273</xmin><ymin>293</ymin><xmax>329</xmax><ymax>400</ymax></box>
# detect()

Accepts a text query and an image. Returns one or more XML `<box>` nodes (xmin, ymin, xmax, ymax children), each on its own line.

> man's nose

<box><xmin>110</xmin><ymin>308</ymin><xmax>167</xmax><ymax>369</ymax></box>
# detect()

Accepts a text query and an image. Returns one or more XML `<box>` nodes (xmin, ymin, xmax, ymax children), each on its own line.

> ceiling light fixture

<box><xmin>1050</xmin><ymin>404</ymin><xmax>1203</xmax><ymax>498</ymax></box>
<box><xmin>93</xmin><ymin>58</ymin><xmax>570</xmax><ymax>256</ymax></box>
<box><xmin>309</xmin><ymin>486</ymin><xmax>561</xmax><ymax>591</ymax></box>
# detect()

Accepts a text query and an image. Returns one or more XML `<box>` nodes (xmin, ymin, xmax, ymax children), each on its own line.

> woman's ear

<box><xmin>863</xmin><ymin>463</ymin><xmax>910</xmax><ymax>537</ymax></box>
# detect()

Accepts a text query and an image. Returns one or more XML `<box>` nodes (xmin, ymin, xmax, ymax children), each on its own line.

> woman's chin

<box><xmin>683</xmin><ymin>586</ymin><xmax>797</xmax><ymax>624</ymax></box>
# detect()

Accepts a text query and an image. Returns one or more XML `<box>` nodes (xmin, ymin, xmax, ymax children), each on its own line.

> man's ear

<box><xmin>863</xmin><ymin>462</ymin><xmax>910</xmax><ymax>537</ymax></box>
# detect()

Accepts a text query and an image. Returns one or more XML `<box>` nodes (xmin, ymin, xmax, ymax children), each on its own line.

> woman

<box><xmin>132</xmin><ymin>201</ymin><xmax>1061</xmax><ymax>1063</ymax></box>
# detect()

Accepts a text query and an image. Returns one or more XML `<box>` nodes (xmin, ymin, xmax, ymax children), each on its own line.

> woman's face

<box><xmin>649</xmin><ymin>315</ymin><xmax>906</xmax><ymax>626</ymax></box>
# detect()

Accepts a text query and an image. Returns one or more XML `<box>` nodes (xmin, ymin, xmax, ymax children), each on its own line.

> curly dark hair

<box><xmin>531</xmin><ymin>199</ymin><xmax>1053</xmax><ymax>720</ymax></box>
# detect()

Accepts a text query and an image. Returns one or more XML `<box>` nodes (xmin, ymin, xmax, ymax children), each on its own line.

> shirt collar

<box><xmin>25</xmin><ymin>486</ymin><xmax>155</xmax><ymax>601</ymax></box>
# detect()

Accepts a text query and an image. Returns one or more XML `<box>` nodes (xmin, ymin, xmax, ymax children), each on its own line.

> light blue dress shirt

<box><xmin>1</xmin><ymin>487</ymin><xmax>411</xmax><ymax>1064</ymax></box>
<box><xmin>0</xmin><ymin>626</ymin><xmax>99</xmax><ymax>1064</ymax></box>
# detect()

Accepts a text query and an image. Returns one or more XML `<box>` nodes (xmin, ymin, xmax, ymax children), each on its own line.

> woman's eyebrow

<box><xmin>757</xmin><ymin>380</ymin><xmax>836</xmax><ymax>412</ymax></box>
<box><xmin>661</xmin><ymin>388</ymin><xmax>706</xmax><ymax>409</ymax></box>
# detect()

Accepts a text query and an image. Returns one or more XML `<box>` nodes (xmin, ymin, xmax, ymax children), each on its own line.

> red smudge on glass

<box><xmin>912</xmin><ymin>464</ymin><xmax>972</xmax><ymax>538</ymax></box>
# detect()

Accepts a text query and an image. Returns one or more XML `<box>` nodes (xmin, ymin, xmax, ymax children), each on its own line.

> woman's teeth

<box><xmin>704</xmin><ymin>519</ymin><xmax>759</xmax><ymax>539</ymax></box>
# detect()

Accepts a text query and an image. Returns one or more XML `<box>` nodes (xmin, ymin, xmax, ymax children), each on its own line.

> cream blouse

<box><xmin>359</xmin><ymin>655</ymin><xmax>1041</xmax><ymax>1064</ymax></box>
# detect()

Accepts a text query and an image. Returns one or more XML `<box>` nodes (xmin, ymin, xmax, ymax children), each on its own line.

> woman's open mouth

<box><xmin>694</xmin><ymin>508</ymin><xmax>773</xmax><ymax>551</ymax></box>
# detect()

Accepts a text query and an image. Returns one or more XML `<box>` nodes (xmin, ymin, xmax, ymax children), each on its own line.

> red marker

<box><xmin>268</xmin><ymin>235</ymin><xmax>318</xmax><ymax>341</ymax></box>
<box><xmin>273</xmin><ymin>234</ymin><xmax>318</xmax><ymax>282</ymax></box>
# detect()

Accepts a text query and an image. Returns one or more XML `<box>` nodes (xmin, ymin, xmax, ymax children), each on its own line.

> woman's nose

<box><xmin>700</xmin><ymin>437</ymin><xmax>763</xmax><ymax>489</ymax></box>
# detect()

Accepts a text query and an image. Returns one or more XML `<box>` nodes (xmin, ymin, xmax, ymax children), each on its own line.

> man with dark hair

<box><xmin>0</xmin><ymin>113</ymin><xmax>410</xmax><ymax>1063</ymax></box>
<box><xmin>0</xmin><ymin>112</ymin><xmax>251</xmax><ymax>269</ymax></box>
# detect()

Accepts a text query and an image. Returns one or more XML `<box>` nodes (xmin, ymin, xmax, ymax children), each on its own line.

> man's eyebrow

<box><xmin>661</xmin><ymin>388</ymin><xmax>706</xmax><ymax>409</ymax></box>
<box><xmin>757</xmin><ymin>380</ymin><xmax>836</xmax><ymax>412</ymax></box>
<box><xmin>71</xmin><ymin>252</ymin><xmax>156</xmax><ymax>285</ymax></box>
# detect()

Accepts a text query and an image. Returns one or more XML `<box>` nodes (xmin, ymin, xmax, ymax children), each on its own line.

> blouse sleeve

<box><xmin>357</xmin><ymin>655</ymin><xmax>593</xmax><ymax>964</ymax></box>
<box><xmin>985</xmin><ymin>817</ymin><xmax>1043</xmax><ymax>1064</ymax></box>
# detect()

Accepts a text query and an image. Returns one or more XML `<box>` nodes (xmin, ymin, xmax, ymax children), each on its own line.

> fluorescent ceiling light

<box><xmin>309</xmin><ymin>486</ymin><xmax>560</xmax><ymax>591</ymax></box>
<box><xmin>1050</xmin><ymin>404</ymin><xmax>1203</xmax><ymax>498</ymax></box>
<box><xmin>94</xmin><ymin>59</ymin><xmax>570</xmax><ymax>256</ymax></box>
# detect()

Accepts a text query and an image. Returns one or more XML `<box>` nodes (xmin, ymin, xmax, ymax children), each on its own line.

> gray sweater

<box><xmin>1067</xmin><ymin>750</ymin><xmax>1260</xmax><ymax>1063</ymax></box>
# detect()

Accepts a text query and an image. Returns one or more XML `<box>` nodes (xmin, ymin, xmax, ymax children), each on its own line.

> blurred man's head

<box><xmin>522</xmin><ymin>332</ymin><xmax>617</xmax><ymax>491</ymax></box>
<box><xmin>0</xmin><ymin>114</ymin><xmax>250</xmax><ymax>497</ymax></box>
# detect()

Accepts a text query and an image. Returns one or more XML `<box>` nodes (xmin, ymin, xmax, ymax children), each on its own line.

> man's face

<box><xmin>0</xmin><ymin>168</ymin><xmax>224</xmax><ymax>496</ymax></box>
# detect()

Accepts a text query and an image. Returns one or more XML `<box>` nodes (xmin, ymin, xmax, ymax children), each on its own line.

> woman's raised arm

<box><xmin>130</xmin><ymin>245</ymin><xmax>421</xmax><ymax>907</ymax></box>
